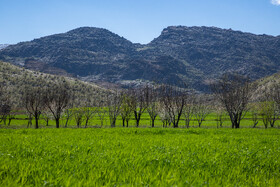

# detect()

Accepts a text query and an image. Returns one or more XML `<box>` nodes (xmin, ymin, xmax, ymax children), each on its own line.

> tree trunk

<box><xmin>111</xmin><ymin>119</ymin><xmax>116</xmax><ymax>128</ymax></box>
<box><xmin>231</xmin><ymin>117</ymin><xmax>236</xmax><ymax>128</ymax></box>
<box><xmin>270</xmin><ymin>120</ymin><xmax>275</xmax><ymax>128</ymax></box>
<box><xmin>235</xmin><ymin>118</ymin><xmax>240</xmax><ymax>128</ymax></box>
<box><xmin>186</xmin><ymin>120</ymin><xmax>190</xmax><ymax>128</ymax></box>
<box><xmin>65</xmin><ymin>118</ymin><xmax>69</xmax><ymax>128</ymax></box>
<box><xmin>8</xmin><ymin>118</ymin><xmax>12</xmax><ymax>126</ymax></box>
<box><xmin>253</xmin><ymin>122</ymin><xmax>258</xmax><ymax>128</ymax></box>
<box><xmin>77</xmin><ymin>120</ymin><xmax>81</xmax><ymax>128</ymax></box>
<box><xmin>136</xmin><ymin>119</ymin><xmax>140</xmax><ymax>127</ymax></box>
<box><xmin>56</xmin><ymin>118</ymin><xmax>60</xmax><ymax>128</ymax></box>
<box><xmin>229</xmin><ymin>114</ymin><xmax>235</xmax><ymax>128</ymax></box>
<box><xmin>122</xmin><ymin>118</ymin><xmax>125</xmax><ymax>127</ymax></box>
<box><xmin>198</xmin><ymin>121</ymin><xmax>202</xmax><ymax>127</ymax></box>
<box><xmin>28</xmin><ymin>116</ymin><xmax>32</xmax><ymax>128</ymax></box>
<box><xmin>151</xmin><ymin>119</ymin><xmax>155</xmax><ymax>127</ymax></box>
<box><xmin>35</xmin><ymin>117</ymin><xmax>39</xmax><ymax>129</ymax></box>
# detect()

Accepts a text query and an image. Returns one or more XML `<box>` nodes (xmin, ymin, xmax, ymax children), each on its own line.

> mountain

<box><xmin>1</xmin><ymin>26</ymin><xmax>280</xmax><ymax>92</ymax></box>
<box><xmin>0</xmin><ymin>44</ymin><xmax>9</xmax><ymax>50</ymax></box>
<box><xmin>147</xmin><ymin>26</ymin><xmax>280</xmax><ymax>80</ymax></box>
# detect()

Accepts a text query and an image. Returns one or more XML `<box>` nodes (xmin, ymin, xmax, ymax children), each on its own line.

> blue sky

<box><xmin>0</xmin><ymin>0</ymin><xmax>280</xmax><ymax>44</ymax></box>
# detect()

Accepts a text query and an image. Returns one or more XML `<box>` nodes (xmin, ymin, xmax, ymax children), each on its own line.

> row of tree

<box><xmin>1</xmin><ymin>73</ymin><xmax>280</xmax><ymax>129</ymax></box>
<box><xmin>211</xmin><ymin>73</ymin><xmax>280</xmax><ymax>128</ymax></box>
<box><xmin>18</xmin><ymin>84</ymin><xmax>212</xmax><ymax>129</ymax></box>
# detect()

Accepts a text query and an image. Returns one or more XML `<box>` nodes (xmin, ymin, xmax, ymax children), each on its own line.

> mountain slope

<box><xmin>253</xmin><ymin>71</ymin><xmax>280</xmax><ymax>100</ymax></box>
<box><xmin>0</xmin><ymin>27</ymin><xmax>135</xmax><ymax>76</ymax></box>
<box><xmin>0</xmin><ymin>61</ymin><xmax>108</xmax><ymax>105</ymax></box>
<box><xmin>1</xmin><ymin>26</ymin><xmax>280</xmax><ymax>92</ymax></box>
<box><xmin>147</xmin><ymin>26</ymin><xmax>280</xmax><ymax>80</ymax></box>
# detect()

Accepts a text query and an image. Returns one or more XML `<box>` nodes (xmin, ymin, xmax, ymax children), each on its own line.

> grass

<box><xmin>2</xmin><ymin>112</ymin><xmax>279</xmax><ymax>129</ymax></box>
<box><xmin>0</xmin><ymin>128</ymin><xmax>279</xmax><ymax>186</ymax></box>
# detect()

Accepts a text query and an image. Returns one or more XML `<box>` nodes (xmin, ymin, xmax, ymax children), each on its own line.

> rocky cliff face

<box><xmin>1</xmin><ymin>26</ymin><xmax>280</xmax><ymax>92</ymax></box>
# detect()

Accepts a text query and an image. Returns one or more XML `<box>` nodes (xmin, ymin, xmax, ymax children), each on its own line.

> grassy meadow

<box><xmin>0</xmin><ymin>128</ymin><xmax>279</xmax><ymax>186</ymax></box>
<box><xmin>1</xmin><ymin>112</ymin><xmax>280</xmax><ymax>186</ymax></box>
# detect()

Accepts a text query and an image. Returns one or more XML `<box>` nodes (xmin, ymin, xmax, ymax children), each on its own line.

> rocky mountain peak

<box><xmin>66</xmin><ymin>27</ymin><xmax>125</xmax><ymax>41</ymax></box>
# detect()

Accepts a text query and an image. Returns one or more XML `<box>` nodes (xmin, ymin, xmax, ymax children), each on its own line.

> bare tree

<box><xmin>0</xmin><ymin>102</ymin><xmax>11</xmax><ymax>126</ymax></box>
<box><xmin>73</xmin><ymin>108</ymin><xmax>84</xmax><ymax>128</ymax></box>
<box><xmin>107</xmin><ymin>91</ymin><xmax>123</xmax><ymax>127</ymax></box>
<box><xmin>259</xmin><ymin>86</ymin><xmax>279</xmax><ymax>128</ymax></box>
<box><xmin>249</xmin><ymin>103</ymin><xmax>260</xmax><ymax>128</ymax></box>
<box><xmin>44</xmin><ymin>81</ymin><xmax>72</xmax><ymax>128</ymax></box>
<box><xmin>83</xmin><ymin>99</ymin><xmax>97</xmax><ymax>128</ymax></box>
<box><xmin>160</xmin><ymin>85</ymin><xmax>186</xmax><ymax>128</ymax></box>
<box><xmin>211</xmin><ymin>73</ymin><xmax>252</xmax><ymax>128</ymax></box>
<box><xmin>251</xmin><ymin>111</ymin><xmax>259</xmax><ymax>128</ymax></box>
<box><xmin>260</xmin><ymin>101</ymin><xmax>278</xmax><ymax>128</ymax></box>
<box><xmin>96</xmin><ymin>99</ymin><xmax>107</xmax><ymax>127</ymax></box>
<box><xmin>193</xmin><ymin>96</ymin><xmax>210</xmax><ymax>127</ymax></box>
<box><xmin>146</xmin><ymin>85</ymin><xmax>159</xmax><ymax>127</ymax></box>
<box><xmin>63</xmin><ymin>108</ymin><xmax>73</xmax><ymax>128</ymax></box>
<box><xmin>42</xmin><ymin>112</ymin><xmax>52</xmax><ymax>126</ymax></box>
<box><xmin>23</xmin><ymin>87</ymin><xmax>45</xmax><ymax>129</ymax></box>
<box><xmin>27</xmin><ymin>113</ymin><xmax>33</xmax><ymax>128</ymax></box>
<box><xmin>131</xmin><ymin>87</ymin><xmax>149</xmax><ymax>127</ymax></box>
<box><xmin>216</xmin><ymin>109</ymin><xmax>226</xmax><ymax>128</ymax></box>
<box><xmin>6</xmin><ymin>112</ymin><xmax>15</xmax><ymax>126</ymax></box>
<box><xmin>60</xmin><ymin>100</ymin><xmax>74</xmax><ymax>128</ymax></box>
<box><xmin>184</xmin><ymin>94</ymin><xmax>195</xmax><ymax>128</ymax></box>
<box><xmin>213</xmin><ymin>102</ymin><xmax>226</xmax><ymax>128</ymax></box>
<box><xmin>0</xmin><ymin>84</ymin><xmax>11</xmax><ymax>126</ymax></box>
<box><xmin>120</xmin><ymin>92</ymin><xmax>133</xmax><ymax>127</ymax></box>
<box><xmin>158</xmin><ymin>102</ymin><xmax>171</xmax><ymax>128</ymax></box>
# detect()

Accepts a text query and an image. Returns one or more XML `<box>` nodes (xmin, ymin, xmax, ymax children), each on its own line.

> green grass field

<box><xmin>0</xmin><ymin>128</ymin><xmax>279</xmax><ymax>186</ymax></box>
<box><xmin>2</xmin><ymin>112</ymin><xmax>280</xmax><ymax>129</ymax></box>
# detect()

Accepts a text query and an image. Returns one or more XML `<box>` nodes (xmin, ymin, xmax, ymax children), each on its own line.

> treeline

<box><xmin>0</xmin><ymin>72</ymin><xmax>280</xmax><ymax>129</ymax></box>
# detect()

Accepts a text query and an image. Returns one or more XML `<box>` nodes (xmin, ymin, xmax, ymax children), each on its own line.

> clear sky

<box><xmin>0</xmin><ymin>0</ymin><xmax>280</xmax><ymax>44</ymax></box>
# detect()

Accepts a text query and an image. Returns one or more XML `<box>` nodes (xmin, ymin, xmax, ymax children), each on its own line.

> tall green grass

<box><xmin>0</xmin><ymin>128</ymin><xmax>279</xmax><ymax>186</ymax></box>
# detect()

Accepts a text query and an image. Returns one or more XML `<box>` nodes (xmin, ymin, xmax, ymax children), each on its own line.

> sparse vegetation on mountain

<box><xmin>1</xmin><ymin>26</ymin><xmax>280</xmax><ymax>92</ymax></box>
<box><xmin>0</xmin><ymin>61</ymin><xmax>108</xmax><ymax>105</ymax></box>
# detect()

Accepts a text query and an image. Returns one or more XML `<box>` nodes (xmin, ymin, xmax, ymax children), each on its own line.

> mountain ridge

<box><xmin>0</xmin><ymin>44</ymin><xmax>9</xmax><ymax>50</ymax></box>
<box><xmin>1</xmin><ymin>26</ymin><xmax>280</xmax><ymax>92</ymax></box>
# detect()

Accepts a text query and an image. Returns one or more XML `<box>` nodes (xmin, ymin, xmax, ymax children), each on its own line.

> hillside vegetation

<box><xmin>0</xmin><ymin>61</ymin><xmax>108</xmax><ymax>105</ymax></box>
<box><xmin>252</xmin><ymin>72</ymin><xmax>280</xmax><ymax>100</ymax></box>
